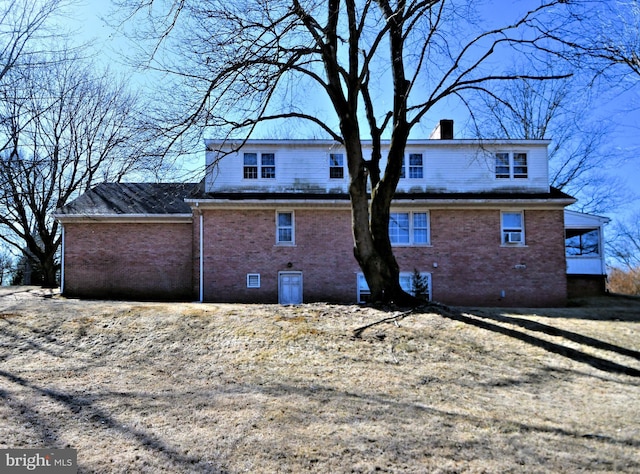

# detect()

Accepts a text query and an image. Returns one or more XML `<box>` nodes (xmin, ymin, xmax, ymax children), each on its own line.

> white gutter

<box><xmin>52</xmin><ymin>213</ymin><xmax>193</xmax><ymax>223</ymax></box>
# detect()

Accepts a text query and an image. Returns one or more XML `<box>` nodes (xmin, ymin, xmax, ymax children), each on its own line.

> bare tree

<box><xmin>0</xmin><ymin>51</ymin><xmax>160</xmax><ymax>287</ymax></box>
<box><xmin>609</xmin><ymin>211</ymin><xmax>640</xmax><ymax>269</ymax></box>
<box><xmin>0</xmin><ymin>0</ymin><xmax>74</xmax><ymax>84</ymax></box>
<box><xmin>559</xmin><ymin>0</ymin><xmax>640</xmax><ymax>83</ymax></box>
<box><xmin>0</xmin><ymin>245</ymin><xmax>14</xmax><ymax>286</ymax></box>
<box><xmin>121</xmin><ymin>0</ymin><xmax>583</xmax><ymax>303</ymax></box>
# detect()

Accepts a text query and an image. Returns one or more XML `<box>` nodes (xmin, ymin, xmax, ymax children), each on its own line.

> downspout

<box><xmin>199</xmin><ymin>209</ymin><xmax>204</xmax><ymax>303</ymax></box>
<box><xmin>60</xmin><ymin>225</ymin><xmax>65</xmax><ymax>294</ymax></box>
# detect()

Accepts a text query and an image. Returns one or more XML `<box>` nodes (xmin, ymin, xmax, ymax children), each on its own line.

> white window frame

<box><xmin>501</xmin><ymin>211</ymin><xmax>525</xmax><ymax>246</ymax></box>
<box><xmin>389</xmin><ymin>211</ymin><xmax>430</xmax><ymax>246</ymax></box>
<box><xmin>329</xmin><ymin>153</ymin><xmax>344</xmax><ymax>179</ymax></box>
<box><xmin>261</xmin><ymin>153</ymin><xmax>276</xmax><ymax>179</ymax></box>
<box><xmin>246</xmin><ymin>273</ymin><xmax>261</xmax><ymax>288</ymax></box>
<box><xmin>276</xmin><ymin>210</ymin><xmax>295</xmax><ymax>245</ymax></box>
<box><xmin>243</xmin><ymin>152</ymin><xmax>276</xmax><ymax>179</ymax></box>
<box><xmin>243</xmin><ymin>152</ymin><xmax>258</xmax><ymax>179</ymax></box>
<box><xmin>357</xmin><ymin>272</ymin><xmax>431</xmax><ymax>303</ymax></box>
<box><xmin>408</xmin><ymin>153</ymin><xmax>424</xmax><ymax>179</ymax></box>
<box><xmin>495</xmin><ymin>151</ymin><xmax>528</xmax><ymax>179</ymax></box>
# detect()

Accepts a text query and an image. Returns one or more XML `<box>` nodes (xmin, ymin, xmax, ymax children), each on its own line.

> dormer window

<box><xmin>496</xmin><ymin>152</ymin><xmax>528</xmax><ymax>179</ymax></box>
<box><xmin>243</xmin><ymin>152</ymin><xmax>276</xmax><ymax>179</ymax></box>
<box><xmin>329</xmin><ymin>153</ymin><xmax>344</xmax><ymax>179</ymax></box>
<box><xmin>261</xmin><ymin>153</ymin><xmax>275</xmax><ymax>178</ymax></box>
<box><xmin>243</xmin><ymin>153</ymin><xmax>258</xmax><ymax>179</ymax></box>
<box><xmin>400</xmin><ymin>153</ymin><xmax>424</xmax><ymax>179</ymax></box>
<box><xmin>409</xmin><ymin>153</ymin><xmax>423</xmax><ymax>178</ymax></box>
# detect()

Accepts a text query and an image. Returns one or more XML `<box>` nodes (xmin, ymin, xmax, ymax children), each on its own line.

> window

<box><xmin>400</xmin><ymin>153</ymin><xmax>424</xmax><ymax>179</ymax></box>
<box><xmin>276</xmin><ymin>211</ymin><xmax>294</xmax><ymax>245</ymax></box>
<box><xmin>513</xmin><ymin>153</ymin><xmax>528</xmax><ymax>178</ymax></box>
<box><xmin>329</xmin><ymin>153</ymin><xmax>344</xmax><ymax>179</ymax></box>
<box><xmin>566</xmin><ymin>228</ymin><xmax>600</xmax><ymax>256</ymax></box>
<box><xmin>261</xmin><ymin>153</ymin><xmax>275</xmax><ymax>178</ymax></box>
<box><xmin>502</xmin><ymin>211</ymin><xmax>524</xmax><ymax>245</ymax></box>
<box><xmin>399</xmin><ymin>272</ymin><xmax>432</xmax><ymax>300</ymax></box>
<box><xmin>247</xmin><ymin>273</ymin><xmax>261</xmax><ymax>288</ymax></box>
<box><xmin>243</xmin><ymin>152</ymin><xmax>275</xmax><ymax>179</ymax></box>
<box><xmin>408</xmin><ymin>153</ymin><xmax>423</xmax><ymax>178</ymax></box>
<box><xmin>357</xmin><ymin>272</ymin><xmax>431</xmax><ymax>303</ymax></box>
<box><xmin>495</xmin><ymin>153</ymin><xmax>510</xmax><ymax>179</ymax></box>
<box><xmin>357</xmin><ymin>273</ymin><xmax>371</xmax><ymax>303</ymax></box>
<box><xmin>495</xmin><ymin>152</ymin><xmax>528</xmax><ymax>179</ymax></box>
<box><xmin>389</xmin><ymin>211</ymin><xmax>430</xmax><ymax>245</ymax></box>
<box><xmin>243</xmin><ymin>153</ymin><xmax>258</xmax><ymax>179</ymax></box>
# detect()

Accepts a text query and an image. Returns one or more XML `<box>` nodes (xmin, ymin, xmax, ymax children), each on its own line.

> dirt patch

<box><xmin>0</xmin><ymin>289</ymin><xmax>639</xmax><ymax>473</ymax></box>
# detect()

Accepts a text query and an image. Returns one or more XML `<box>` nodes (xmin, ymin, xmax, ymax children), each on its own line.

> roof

<box><xmin>205</xmin><ymin>138</ymin><xmax>552</xmax><ymax>149</ymax></box>
<box><xmin>55</xmin><ymin>182</ymin><xmax>199</xmax><ymax>216</ymax></box>
<box><xmin>55</xmin><ymin>182</ymin><xmax>575</xmax><ymax>219</ymax></box>
<box><xmin>190</xmin><ymin>187</ymin><xmax>574</xmax><ymax>202</ymax></box>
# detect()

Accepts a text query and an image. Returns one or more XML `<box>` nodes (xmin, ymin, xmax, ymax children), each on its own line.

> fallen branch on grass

<box><xmin>352</xmin><ymin>308</ymin><xmax>417</xmax><ymax>339</ymax></box>
<box><xmin>351</xmin><ymin>301</ymin><xmax>460</xmax><ymax>339</ymax></box>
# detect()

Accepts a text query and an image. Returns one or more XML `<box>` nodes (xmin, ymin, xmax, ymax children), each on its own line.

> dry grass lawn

<box><xmin>0</xmin><ymin>287</ymin><xmax>639</xmax><ymax>473</ymax></box>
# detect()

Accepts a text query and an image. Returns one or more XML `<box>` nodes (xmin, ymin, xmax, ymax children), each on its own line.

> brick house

<box><xmin>54</xmin><ymin>131</ymin><xmax>609</xmax><ymax>306</ymax></box>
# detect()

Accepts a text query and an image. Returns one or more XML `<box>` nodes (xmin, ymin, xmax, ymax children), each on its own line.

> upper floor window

<box><xmin>501</xmin><ymin>211</ymin><xmax>525</xmax><ymax>245</ymax></box>
<box><xmin>566</xmin><ymin>228</ymin><xmax>600</xmax><ymax>256</ymax></box>
<box><xmin>261</xmin><ymin>153</ymin><xmax>276</xmax><ymax>178</ymax></box>
<box><xmin>244</xmin><ymin>152</ymin><xmax>275</xmax><ymax>179</ymax></box>
<box><xmin>389</xmin><ymin>211</ymin><xmax>430</xmax><ymax>245</ymax></box>
<box><xmin>329</xmin><ymin>153</ymin><xmax>344</xmax><ymax>179</ymax></box>
<box><xmin>409</xmin><ymin>153</ymin><xmax>423</xmax><ymax>178</ymax></box>
<box><xmin>243</xmin><ymin>153</ymin><xmax>258</xmax><ymax>179</ymax></box>
<box><xmin>276</xmin><ymin>211</ymin><xmax>294</xmax><ymax>245</ymax></box>
<box><xmin>400</xmin><ymin>153</ymin><xmax>424</xmax><ymax>179</ymax></box>
<box><xmin>496</xmin><ymin>152</ymin><xmax>528</xmax><ymax>179</ymax></box>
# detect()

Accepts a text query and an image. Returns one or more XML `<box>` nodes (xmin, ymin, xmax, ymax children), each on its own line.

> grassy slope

<box><xmin>0</xmin><ymin>288</ymin><xmax>639</xmax><ymax>473</ymax></box>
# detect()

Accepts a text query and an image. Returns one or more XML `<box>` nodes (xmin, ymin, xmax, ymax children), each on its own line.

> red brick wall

<box><xmin>62</xmin><ymin>207</ymin><xmax>568</xmax><ymax>306</ymax></box>
<box><xmin>63</xmin><ymin>222</ymin><xmax>194</xmax><ymax>300</ymax></box>
<box><xmin>198</xmin><ymin>207</ymin><xmax>567</xmax><ymax>306</ymax></box>
<box><xmin>198</xmin><ymin>208</ymin><xmax>360</xmax><ymax>303</ymax></box>
<box><xmin>394</xmin><ymin>209</ymin><xmax>568</xmax><ymax>306</ymax></box>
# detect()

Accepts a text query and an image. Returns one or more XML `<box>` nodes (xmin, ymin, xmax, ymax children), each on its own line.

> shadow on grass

<box><xmin>436</xmin><ymin>307</ymin><xmax>640</xmax><ymax>378</ymax></box>
<box><xmin>0</xmin><ymin>369</ymin><xmax>226</xmax><ymax>473</ymax></box>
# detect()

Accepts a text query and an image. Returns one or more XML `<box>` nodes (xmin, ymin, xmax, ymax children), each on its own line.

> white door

<box><xmin>279</xmin><ymin>272</ymin><xmax>303</xmax><ymax>305</ymax></box>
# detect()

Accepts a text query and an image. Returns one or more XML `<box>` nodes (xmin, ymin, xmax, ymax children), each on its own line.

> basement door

<box><xmin>278</xmin><ymin>271</ymin><xmax>303</xmax><ymax>305</ymax></box>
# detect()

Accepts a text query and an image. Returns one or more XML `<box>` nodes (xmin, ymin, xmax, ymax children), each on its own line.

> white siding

<box><xmin>205</xmin><ymin>139</ymin><xmax>550</xmax><ymax>194</ymax></box>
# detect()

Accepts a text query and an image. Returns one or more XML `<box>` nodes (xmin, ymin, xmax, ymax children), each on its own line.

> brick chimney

<box><xmin>429</xmin><ymin>119</ymin><xmax>454</xmax><ymax>139</ymax></box>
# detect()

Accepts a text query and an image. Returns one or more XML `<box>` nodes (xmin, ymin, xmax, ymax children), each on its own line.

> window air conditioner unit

<box><xmin>505</xmin><ymin>232</ymin><xmax>522</xmax><ymax>244</ymax></box>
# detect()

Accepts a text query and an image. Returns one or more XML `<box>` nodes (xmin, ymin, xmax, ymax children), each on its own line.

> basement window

<box><xmin>247</xmin><ymin>273</ymin><xmax>261</xmax><ymax>288</ymax></box>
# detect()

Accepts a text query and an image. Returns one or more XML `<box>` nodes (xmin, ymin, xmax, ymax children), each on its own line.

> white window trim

<box><xmin>389</xmin><ymin>210</ymin><xmax>430</xmax><ymax>246</ymax></box>
<box><xmin>276</xmin><ymin>210</ymin><xmax>295</xmax><ymax>246</ymax></box>
<box><xmin>501</xmin><ymin>210</ymin><xmax>526</xmax><ymax>246</ymax></box>
<box><xmin>243</xmin><ymin>151</ymin><xmax>276</xmax><ymax>180</ymax></box>
<box><xmin>247</xmin><ymin>273</ymin><xmax>261</xmax><ymax>288</ymax></box>
<box><xmin>495</xmin><ymin>151</ymin><xmax>528</xmax><ymax>180</ymax></box>
<box><xmin>407</xmin><ymin>153</ymin><xmax>424</xmax><ymax>179</ymax></box>
<box><xmin>329</xmin><ymin>153</ymin><xmax>345</xmax><ymax>179</ymax></box>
